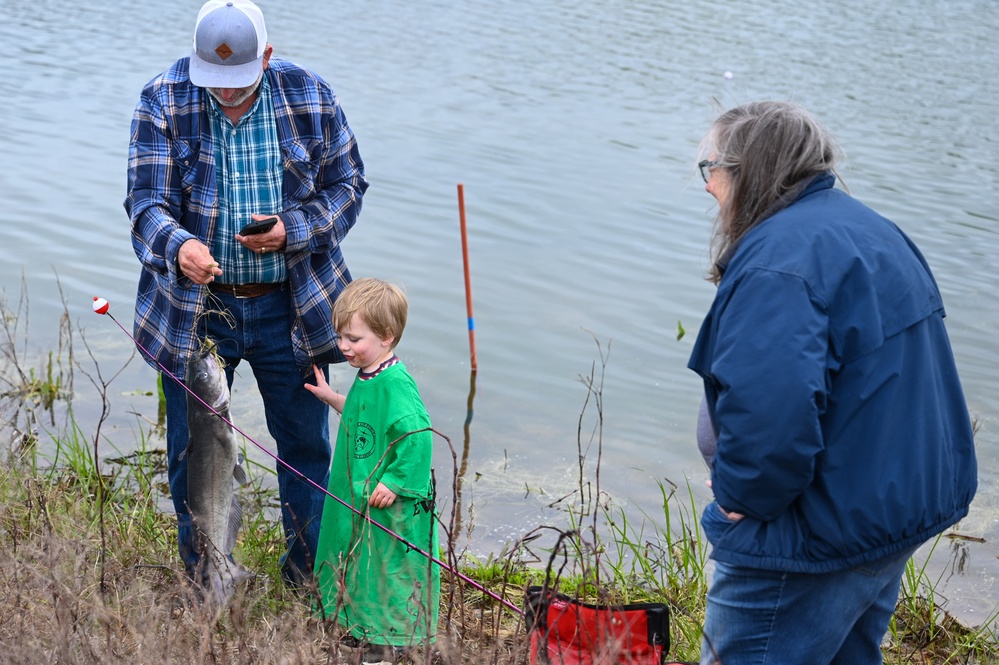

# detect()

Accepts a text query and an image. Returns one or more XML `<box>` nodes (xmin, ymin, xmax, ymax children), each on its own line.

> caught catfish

<box><xmin>184</xmin><ymin>342</ymin><xmax>253</xmax><ymax>607</ymax></box>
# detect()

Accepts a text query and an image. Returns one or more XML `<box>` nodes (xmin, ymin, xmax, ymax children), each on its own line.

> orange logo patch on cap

<box><xmin>215</xmin><ymin>42</ymin><xmax>233</xmax><ymax>60</ymax></box>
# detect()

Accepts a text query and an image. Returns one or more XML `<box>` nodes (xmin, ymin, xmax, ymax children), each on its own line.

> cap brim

<box><xmin>189</xmin><ymin>51</ymin><xmax>263</xmax><ymax>88</ymax></box>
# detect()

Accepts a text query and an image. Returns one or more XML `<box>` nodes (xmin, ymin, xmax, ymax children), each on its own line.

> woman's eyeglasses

<box><xmin>698</xmin><ymin>159</ymin><xmax>719</xmax><ymax>183</ymax></box>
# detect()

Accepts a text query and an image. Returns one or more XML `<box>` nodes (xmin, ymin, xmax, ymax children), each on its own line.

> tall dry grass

<box><xmin>1</xmin><ymin>285</ymin><xmax>996</xmax><ymax>664</ymax></box>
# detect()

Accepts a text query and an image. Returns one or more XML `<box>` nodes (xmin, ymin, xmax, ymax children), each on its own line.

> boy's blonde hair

<box><xmin>332</xmin><ymin>278</ymin><xmax>408</xmax><ymax>348</ymax></box>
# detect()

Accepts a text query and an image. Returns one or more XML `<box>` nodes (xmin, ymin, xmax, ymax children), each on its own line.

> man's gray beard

<box><xmin>206</xmin><ymin>71</ymin><xmax>263</xmax><ymax>108</ymax></box>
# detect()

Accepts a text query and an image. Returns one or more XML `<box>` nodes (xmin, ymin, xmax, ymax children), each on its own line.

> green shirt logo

<box><xmin>353</xmin><ymin>422</ymin><xmax>376</xmax><ymax>459</ymax></box>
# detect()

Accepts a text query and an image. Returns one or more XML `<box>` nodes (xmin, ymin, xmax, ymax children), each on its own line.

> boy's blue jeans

<box><xmin>161</xmin><ymin>286</ymin><xmax>332</xmax><ymax>587</ymax></box>
<box><xmin>700</xmin><ymin>502</ymin><xmax>918</xmax><ymax>665</ymax></box>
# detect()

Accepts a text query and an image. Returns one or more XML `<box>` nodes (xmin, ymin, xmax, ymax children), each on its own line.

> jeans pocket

<box><xmin>701</xmin><ymin>500</ymin><xmax>738</xmax><ymax>545</ymax></box>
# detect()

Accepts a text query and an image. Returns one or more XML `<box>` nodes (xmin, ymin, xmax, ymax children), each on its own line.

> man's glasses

<box><xmin>698</xmin><ymin>159</ymin><xmax>719</xmax><ymax>183</ymax></box>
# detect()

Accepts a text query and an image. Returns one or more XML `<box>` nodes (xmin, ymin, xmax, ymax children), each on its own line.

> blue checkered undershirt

<box><xmin>208</xmin><ymin>75</ymin><xmax>287</xmax><ymax>285</ymax></box>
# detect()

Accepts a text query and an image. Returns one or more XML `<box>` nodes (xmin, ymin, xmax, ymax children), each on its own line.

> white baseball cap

<box><xmin>189</xmin><ymin>0</ymin><xmax>267</xmax><ymax>88</ymax></box>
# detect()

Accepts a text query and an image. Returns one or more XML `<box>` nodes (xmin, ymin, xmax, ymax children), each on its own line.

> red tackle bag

<box><xmin>525</xmin><ymin>586</ymin><xmax>692</xmax><ymax>665</ymax></box>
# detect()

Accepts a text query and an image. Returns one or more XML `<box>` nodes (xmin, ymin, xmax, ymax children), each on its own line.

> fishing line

<box><xmin>92</xmin><ymin>296</ymin><xmax>525</xmax><ymax>617</ymax></box>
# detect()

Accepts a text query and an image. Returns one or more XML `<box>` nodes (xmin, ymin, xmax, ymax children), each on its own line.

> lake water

<box><xmin>2</xmin><ymin>0</ymin><xmax>997</xmax><ymax>628</ymax></box>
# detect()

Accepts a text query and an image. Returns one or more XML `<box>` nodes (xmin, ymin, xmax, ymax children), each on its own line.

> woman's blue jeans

<box><xmin>700</xmin><ymin>503</ymin><xmax>918</xmax><ymax>665</ymax></box>
<box><xmin>162</xmin><ymin>286</ymin><xmax>331</xmax><ymax>587</ymax></box>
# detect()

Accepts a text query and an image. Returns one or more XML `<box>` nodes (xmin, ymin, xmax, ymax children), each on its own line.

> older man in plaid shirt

<box><xmin>125</xmin><ymin>0</ymin><xmax>367</xmax><ymax>590</ymax></box>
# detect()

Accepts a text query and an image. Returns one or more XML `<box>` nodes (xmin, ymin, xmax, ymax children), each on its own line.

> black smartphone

<box><xmin>239</xmin><ymin>216</ymin><xmax>279</xmax><ymax>236</ymax></box>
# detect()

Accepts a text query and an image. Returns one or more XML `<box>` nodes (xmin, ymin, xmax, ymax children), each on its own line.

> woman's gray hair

<box><xmin>702</xmin><ymin>101</ymin><xmax>842</xmax><ymax>283</ymax></box>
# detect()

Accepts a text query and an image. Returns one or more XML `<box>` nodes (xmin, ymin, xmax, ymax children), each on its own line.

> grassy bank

<box><xmin>1</xmin><ymin>291</ymin><xmax>997</xmax><ymax>663</ymax></box>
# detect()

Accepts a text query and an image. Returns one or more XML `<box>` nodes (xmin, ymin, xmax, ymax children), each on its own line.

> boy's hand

<box><xmin>369</xmin><ymin>482</ymin><xmax>397</xmax><ymax>509</ymax></box>
<box><xmin>303</xmin><ymin>364</ymin><xmax>345</xmax><ymax>412</ymax></box>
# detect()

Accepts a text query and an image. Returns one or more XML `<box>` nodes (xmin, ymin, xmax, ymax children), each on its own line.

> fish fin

<box><xmin>178</xmin><ymin>438</ymin><xmax>192</xmax><ymax>462</ymax></box>
<box><xmin>233</xmin><ymin>454</ymin><xmax>248</xmax><ymax>485</ymax></box>
<box><xmin>232</xmin><ymin>565</ymin><xmax>255</xmax><ymax>585</ymax></box>
<box><xmin>202</xmin><ymin>555</ymin><xmax>254</xmax><ymax>611</ymax></box>
<box><xmin>224</xmin><ymin>495</ymin><xmax>244</xmax><ymax>553</ymax></box>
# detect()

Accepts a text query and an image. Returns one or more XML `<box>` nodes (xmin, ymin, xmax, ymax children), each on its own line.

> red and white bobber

<box><xmin>92</xmin><ymin>296</ymin><xmax>109</xmax><ymax>315</ymax></box>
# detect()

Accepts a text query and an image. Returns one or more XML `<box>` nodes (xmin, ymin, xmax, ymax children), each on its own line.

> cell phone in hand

<box><xmin>239</xmin><ymin>216</ymin><xmax>279</xmax><ymax>236</ymax></box>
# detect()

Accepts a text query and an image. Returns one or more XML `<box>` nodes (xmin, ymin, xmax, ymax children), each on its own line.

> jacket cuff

<box><xmin>281</xmin><ymin>210</ymin><xmax>308</xmax><ymax>252</ymax></box>
<box><xmin>167</xmin><ymin>226</ymin><xmax>197</xmax><ymax>284</ymax></box>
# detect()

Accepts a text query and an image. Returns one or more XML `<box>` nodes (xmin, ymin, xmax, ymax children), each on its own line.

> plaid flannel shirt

<box><xmin>125</xmin><ymin>57</ymin><xmax>368</xmax><ymax>378</ymax></box>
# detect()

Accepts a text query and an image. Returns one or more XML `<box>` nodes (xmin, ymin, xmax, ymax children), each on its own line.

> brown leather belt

<box><xmin>208</xmin><ymin>282</ymin><xmax>285</xmax><ymax>298</ymax></box>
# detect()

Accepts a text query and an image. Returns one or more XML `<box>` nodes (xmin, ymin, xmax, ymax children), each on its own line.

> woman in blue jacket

<box><xmin>689</xmin><ymin>101</ymin><xmax>977</xmax><ymax>665</ymax></box>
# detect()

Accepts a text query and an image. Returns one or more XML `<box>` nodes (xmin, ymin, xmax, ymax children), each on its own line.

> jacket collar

<box><xmin>715</xmin><ymin>172</ymin><xmax>836</xmax><ymax>276</ymax></box>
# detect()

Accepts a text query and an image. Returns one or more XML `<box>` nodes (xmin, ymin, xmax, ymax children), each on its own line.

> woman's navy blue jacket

<box><xmin>689</xmin><ymin>173</ymin><xmax>977</xmax><ymax>573</ymax></box>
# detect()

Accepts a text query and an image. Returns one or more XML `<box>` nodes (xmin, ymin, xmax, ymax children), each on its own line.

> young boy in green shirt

<box><xmin>305</xmin><ymin>277</ymin><xmax>439</xmax><ymax>662</ymax></box>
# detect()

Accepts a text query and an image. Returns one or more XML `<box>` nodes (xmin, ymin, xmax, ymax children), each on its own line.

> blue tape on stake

<box><xmin>468</xmin><ymin>317</ymin><xmax>475</xmax><ymax>331</ymax></box>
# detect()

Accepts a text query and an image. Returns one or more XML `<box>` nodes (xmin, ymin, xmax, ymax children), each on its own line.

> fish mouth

<box><xmin>191</xmin><ymin>342</ymin><xmax>230</xmax><ymax>410</ymax></box>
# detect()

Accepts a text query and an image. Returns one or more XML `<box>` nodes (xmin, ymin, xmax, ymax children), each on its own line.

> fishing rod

<box><xmin>92</xmin><ymin>296</ymin><xmax>525</xmax><ymax>617</ymax></box>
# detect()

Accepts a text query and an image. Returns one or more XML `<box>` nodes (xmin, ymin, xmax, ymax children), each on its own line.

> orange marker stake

<box><xmin>457</xmin><ymin>183</ymin><xmax>477</xmax><ymax>372</ymax></box>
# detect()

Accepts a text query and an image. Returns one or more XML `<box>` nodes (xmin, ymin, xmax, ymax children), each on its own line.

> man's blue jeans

<box><xmin>700</xmin><ymin>503</ymin><xmax>918</xmax><ymax>665</ymax></box>
<box><xmin>162</xmin><ymin>286</ymin><xmax>331</xmax><ymax>586</ymax></box>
